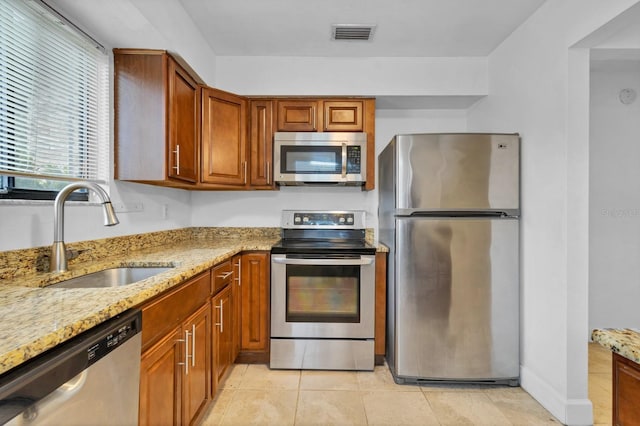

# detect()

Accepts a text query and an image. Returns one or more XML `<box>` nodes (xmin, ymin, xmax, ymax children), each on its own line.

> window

<box><xmin>0</xmin><ymin>0</ymin><xmax>109</xmax><ymax>200</ymax></box>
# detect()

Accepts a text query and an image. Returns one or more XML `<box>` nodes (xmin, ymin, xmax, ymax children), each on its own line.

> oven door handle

<box><xmin>272</xmin><ymin>257</ymin><xmax>374</xmax><ymax>266</ymax></box>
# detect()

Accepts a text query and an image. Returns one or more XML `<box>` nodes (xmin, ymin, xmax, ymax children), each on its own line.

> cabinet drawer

<box><xmin>212</xmin><ymin>260</ymin><xmax>233</xmax><ymax>293</ymax></box>
<box><xmin>141</xmin><ymin>270</ymin><xmax>211</xmax><ymax>350</ymax></box>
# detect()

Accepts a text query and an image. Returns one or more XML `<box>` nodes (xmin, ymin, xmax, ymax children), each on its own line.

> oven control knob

<box><xmin>302</xmin><ymin>216</ymin><xmax>309</xmax><ymax>223</ymax></box>
<box><xmin>294</xmin><ymin>216</ymin><xmax>301</xmax><ymax>223</ymax></box>
<box><xmin>347</xmin><ymin>217</ymin><xmax>353</xmax><ymax>223</ymax></box>
<box><xmin>339</xmin><ymin>217</ymin><xmax>345</xmax><ymax>223</ymax></box>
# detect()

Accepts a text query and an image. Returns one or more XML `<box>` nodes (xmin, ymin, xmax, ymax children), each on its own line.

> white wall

<box><xmin>49</xmin><ymin>0</ymin><xmax>218</xmax><ymax>84</ymax></box>
<box><xmin>214</xmin><ymin>56</ymin><xmax>487</xmax><ymax>97</ymax></box>
<box><xmin>589</xmin><ymin>66</ymin><xmax>640</xmax><ymax>330</ymax></box>
<box><xmin>191</xmin><ymin>54</ymin><xmax>474</xmax><ymax>232</ymax></box>
<box><xmin>466</xmin><ymin>1</ymin><xmax>640</xmax><ymax>424</ymax></box>
<box><xmin>0</xmin><ymin>182</ymin><xmax>191</xmax><ymax>251</ymax></box>
<box><xmin>1</xmin><ymin>2</ymin><xmax>481</xmax><ymax>251</ymax></box>
<box><xmin>0</xmin><ymin>0</ymin><xmax>217</xmax><ymax>252</ymax></box>
<box><xmin>191</xmin><ymin>109</ymin><xmax>468</xmax><ymax>232</ymax></box>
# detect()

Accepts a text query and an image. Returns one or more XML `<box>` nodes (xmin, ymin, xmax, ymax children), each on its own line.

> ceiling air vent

<box><xmin>331</xmin><ymin>24</ymin><xmax>376</xmax><ymax>41</ymax></box>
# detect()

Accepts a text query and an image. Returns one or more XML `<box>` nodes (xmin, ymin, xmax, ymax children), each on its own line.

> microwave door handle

<box><xmin>273</xmin><ymin>257</ymin><xmax>373</xmax><ymax>266</ymax></box>
<box><xmin>341</xmin><ymin>143</ymin><xmax>347</xmax><ymax>178</ymax></box>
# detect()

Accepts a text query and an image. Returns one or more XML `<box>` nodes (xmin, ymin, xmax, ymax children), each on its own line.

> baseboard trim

<box><xmin>520</xmin><ymin>365</ymin><xmax>593</xmax><ymax>425</ymax></box>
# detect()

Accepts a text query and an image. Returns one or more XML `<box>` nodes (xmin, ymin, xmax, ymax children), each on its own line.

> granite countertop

<box><xmin>592</xmin><ymin>328</ymin><xmax>640</xmax><ymax>364</ymax></box>
<box><xmin>0</xmin><ymin>234</ymin><xmax>278</xmax><ymax>375</ymax></box>
<box><xmin>0</xmin><ymin>227</ymin><xmax>388</xmax><ymax>376</ymax></box>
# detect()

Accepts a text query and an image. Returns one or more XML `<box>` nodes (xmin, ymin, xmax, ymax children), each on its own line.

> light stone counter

<box><xmin>0</xmin><ymin>229</ymin><xmax>278</xmax><ymax>375</ymax></box>
<box><xmin>592</xmin><ymin>328</ymin><xmax>640</xmax><ymax>364</ymax></box>
<box><xmin>0</xmin><ymin>226</ymin><xmax>387</xmax><ymax>375</ymax></box>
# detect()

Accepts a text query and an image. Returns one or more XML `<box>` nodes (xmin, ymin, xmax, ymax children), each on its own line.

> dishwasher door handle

<box><xmin>272</xmin><ymin>257</ymin><xmax>373</xmax><ymax>266</ymax></box>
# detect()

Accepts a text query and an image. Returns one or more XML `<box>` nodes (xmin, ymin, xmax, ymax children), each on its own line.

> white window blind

<box><xmin>0</xmin><ymin>0</ymin><xmax>109</xmax><ymax>184</ymax></box>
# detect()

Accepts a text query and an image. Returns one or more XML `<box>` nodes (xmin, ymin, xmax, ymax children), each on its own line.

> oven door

<box><xmin>271</xmin><ymin>254</ymin><xmax>375</xmax><ymax>339</ymax></box>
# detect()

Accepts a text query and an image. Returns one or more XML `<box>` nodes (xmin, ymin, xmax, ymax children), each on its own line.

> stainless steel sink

<box><xmin>49</xmin><ymin>266</ymin><xmax>174</xmax><ymax>289</ymax></box>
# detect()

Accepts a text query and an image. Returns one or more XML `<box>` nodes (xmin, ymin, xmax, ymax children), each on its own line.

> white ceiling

<box><xmin>46</xmin><ymin>0</ymin><xmax>549</xmax><ymax>109</ymax></box>
<box><xmin>178</xmin><ymin>0</ymin><xmax>546</xmax><ymax>57</ymax></box>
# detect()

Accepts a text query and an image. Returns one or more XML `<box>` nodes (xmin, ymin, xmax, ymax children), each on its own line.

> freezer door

<box><xmin>394</xmin><ymin>217</ymin><xmax>519</xmax><ymax>381</ymax></box>
<box><xmin>395</xmin><ymin>133</ymin><xmax>519</xmax><ymax>215</ymax></box>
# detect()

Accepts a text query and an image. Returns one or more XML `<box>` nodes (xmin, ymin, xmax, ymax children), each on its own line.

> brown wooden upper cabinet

<box><xmin>273</xmin><ymin>98</ymin><xmax>375</xmax><ymax>190</ymax></box>
<box><xmin>114</xmin><ymin>49</ymin><xmax>376</xmax><ymax>191</ymax></box>
<box><xmin>324</xmin><ymin>100</ymin><xmax>363</xmax><ymax>132</ymax></box>
<box><xmin>201</xmin><ymin>88</ymin><xmax>247</xmax><ymax>187</ymax></box>
<box><xmin>276</xmin><ymin>99</ymin><xmax>365</xmax><ymax>132</ymax></box>
<box><xmin>249</xmin><ymin>100</ymin><xmax>275</xmax><ymax>188</ymax></box>
<box><xmin>276</xmin><ymin>100</ymin><xmax>319</xmax><ymax>132</ymax></box>
<box><xmin>114</xmin><ymin>49</ymin><xmax>200</xmax><ymax>188</ymax></box>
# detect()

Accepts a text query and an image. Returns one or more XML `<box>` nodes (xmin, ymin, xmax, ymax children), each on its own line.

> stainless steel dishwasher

<box><xmin>0</xmin><ymin>309</ymin><xmax>142</xmax><ymax>425</ymax></box>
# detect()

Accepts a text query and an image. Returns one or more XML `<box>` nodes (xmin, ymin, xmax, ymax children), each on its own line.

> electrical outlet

<box><xmin>113</xmin><ymin>202</ymin><xmax>144</xmax><ymax>213</ymax></box>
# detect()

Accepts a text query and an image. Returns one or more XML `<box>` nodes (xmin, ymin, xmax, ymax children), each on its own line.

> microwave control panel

<box><xmin>346</xmin><ymin>146</ymin><xmax>362</xmax><ymax>173</ymax></box>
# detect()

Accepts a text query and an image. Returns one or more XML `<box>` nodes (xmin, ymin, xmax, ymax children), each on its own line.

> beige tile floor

<box><xmin>200</xmin><ymin>363</ymin><xmax>560</xmax><ymax>425</ymax></box>
<box><xmin>589</xmin><ymin>342</ymin><xmax>612</xmax><ymax>426</ymax></box>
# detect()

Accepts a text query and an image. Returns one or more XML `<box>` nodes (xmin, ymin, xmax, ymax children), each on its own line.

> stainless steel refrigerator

<box><xmin>378</xmin><ymin>133</ymin><xmax>520</xmax><ymax>385</ymax></box>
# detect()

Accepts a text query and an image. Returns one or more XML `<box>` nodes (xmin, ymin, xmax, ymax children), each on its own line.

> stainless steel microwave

<box><xmin>273</xmin><ymin>132</ymin><xmax>367</xmax><ymax>186</ymax></box>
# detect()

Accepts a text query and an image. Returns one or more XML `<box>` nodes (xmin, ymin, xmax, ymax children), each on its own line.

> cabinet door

<box><xmin>613</xmin><ymin>353</ymin><xmax>640</xmax><ymax>425</ymax></box>
<box><xmin>240</xmin><ymin>252</ymin><xmax>270</xmax><ymax>352</ymax></box>
<box><xmin>183</xmin><ymin>303</ymin><xmax>211</xmax><ymax>426</ymax></box>
<box><xmin>232</xmin><ymin>254</ymin><xmax>242</xmax><ymax>361</ymax></box>
<box><xmin>139</xmin><ymin>326</ymin><xmax>182</xmax><ymax>426</ymax></box>
<box><xmin>276</xmin><ymin>100</ymin><xmax>318</xmax><ymax>132</ymax></box>
<box><xmin>168</xmin><ymin>57</ymin><xmax>199</xmax><ymax>183</ymax></box>
<box><xmin>249</xmin><ymin>100</ymin><xmax>274</xmax><ymax>188</ymax></box>
<box><xmin>323</xmin><ymin>100</ymin><xmax>363</xmax><ymax>132</ymax></box>
<box><xmin>213</xmin><ymin>286</ymin><xmax>233</xmax><ymax>386</ymax></box>
<box><xmin>201</xmin><ymin>87</ymin><xmax>247</xmax><ymax>186</ymax></box>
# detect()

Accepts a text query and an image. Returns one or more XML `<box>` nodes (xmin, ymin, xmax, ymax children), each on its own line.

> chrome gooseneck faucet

<box><xmin>50</xmin><ymin>182</ymin><xmax>119</xmax><ymax>273</ymax></box>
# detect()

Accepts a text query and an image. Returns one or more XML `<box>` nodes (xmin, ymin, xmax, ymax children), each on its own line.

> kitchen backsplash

<box><xmin>0</xmin><ymin>227</ymin><xmax>278</xmax><ymax>282</ymax></box>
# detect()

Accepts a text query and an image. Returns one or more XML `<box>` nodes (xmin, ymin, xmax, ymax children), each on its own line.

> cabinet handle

<box><xmin>215</xmin><ymin>299</ymin><xmax>224</xmax><ymax>333</ymax></box>
<box><xmin>216</xmin><ymin>271</ymin><xmax>233</xmax><ymax>280</ymax></box>
<box><xmin>191</xmin><ymin>324</ymin><xmax>196</xmax><ymax>367</ymax></box>
<box><xmin>235</xmin><ymin>259</ymin><xmax>241</xmax><ymax>286</ymax></box>
<box><xmin>173</xmin><ymin>145</ymin><xmax>180</xmax><ymax>175</ymax></box>
<box><xmin>176</xmin><ymin>337</ymin><xmax>186</xmax><ymax>369</ymax></box>
<box><xmin>266</xmin><ymin>161</ymin><xmax>271</xmax><ymax>185</ymax></box>
<box><xmin>243</xmin><ymin>161</ymin><xmax>247</xmax><ymax>185</ymax></box>
<box><xmin>184</xmin><ymin>329</ymin><xmax>191</xmax><ymax>375</ymax></box>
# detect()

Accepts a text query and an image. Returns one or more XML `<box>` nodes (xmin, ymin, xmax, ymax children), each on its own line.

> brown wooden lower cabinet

<box><xmin>375</xmin><ymin>251</ymin><xmax>387</xmax><ymax>365</ymax></box>
<box><xmin>613</xmin><ymin>352</ymin><xmax>640</xmax><ymax>426</ymax></box>
<box><xmin>231</xmin><ymin>254</ymin><xmax>242</xmax><ymax>361</ymax></box>
<box><xmin>212</xmin><ymin>285</ymin><xmax>233</xmax><ymax>388</ymax></box>
<box><xmin>137</xmin><ymin>248</ymin><xmax>385</xmax><ymax>423</ymax></box>
<box><xmin>139</xmin><ymin>271</ymin><xmax>211</xmax><ymax>426</ymax></box>
<box><xmin>139</xmin><ymin>302</ymin><xmax>210</xmax><ymax>426</ymax></box>
<box><xmin>139</xmin><ymin>326</ymin><xmax>182</xmax><ymax>426</ymax></box>
<box><xmin>237</xmin><ymin>251</ymin><xmax>270</xmax><ymax>363</ymax></box>
<box><xmin>183</xmin><ymin>303</ymin><xmax>211</xmax><ymax>425</ymax></box>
